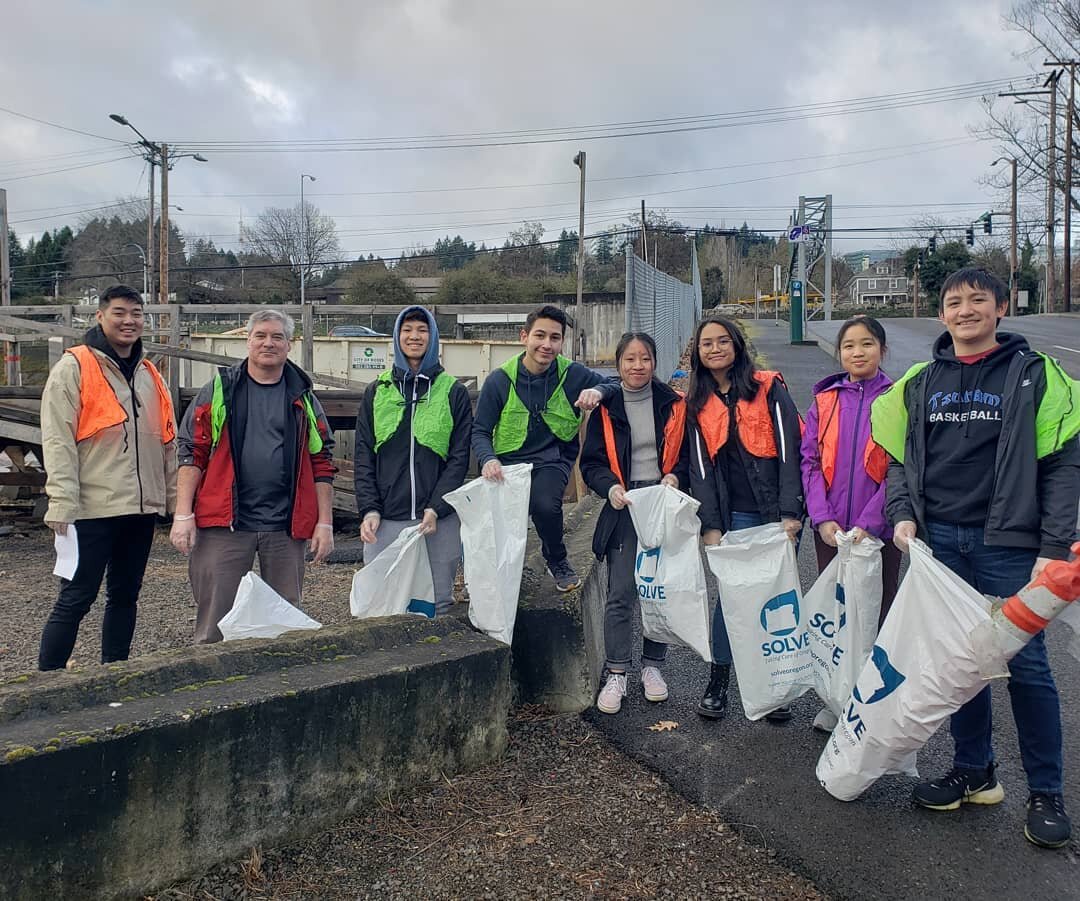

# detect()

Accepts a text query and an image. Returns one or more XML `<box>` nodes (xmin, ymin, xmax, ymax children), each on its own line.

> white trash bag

<box><xmin>444</xmin><ymin>462</ymin><xmax>533</xmax><ymax>646</ymax></box>
<box><xmin>625</xmin><ymin>484</ymin><xmax>712</xmax><ymax>663</ymax></box>
<box><xmin>705</xmin><ymin>523</ymin><xmax>810</xmax><ymax>720</ymax></box>
<box><xmin>219</xmin><ymin>571</ymin><xmax>322</xmax><ymax>641</ymax></box>
<box><xmin>350</xmin><ymin>525</ymin><xmax>437</xmax><ymax>619</ymax></box>
<box><xmin>803</xmin><ymin>531</ymin><xmax>883</xmax><ymax>715</ymax></box>
<box><xmin>815</xmin><ymin>539</ymin><xmax>992</xmax><ymax>801</ymax></box>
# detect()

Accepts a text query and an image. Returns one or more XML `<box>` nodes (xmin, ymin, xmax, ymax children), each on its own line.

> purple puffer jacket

<box><xmin>800</xmin><ymin>370</ymin><xmax>893</xmax><ymax>539</ymax></box>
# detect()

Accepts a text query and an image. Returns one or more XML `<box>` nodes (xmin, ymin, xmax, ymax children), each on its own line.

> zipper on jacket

<box><xmin>409</xmin><ymin>376</ymin><xmax>418</xmax><ymax>521</ymax></box>
<box><xmin>844</xmin><ymin>384</ymin><xmax>864</xmax><ymax>529</ymax></box>
<box><xmin>129</xmin><ymin>369</ymin><xmax>145</xmax><ymax>512</ymax></box>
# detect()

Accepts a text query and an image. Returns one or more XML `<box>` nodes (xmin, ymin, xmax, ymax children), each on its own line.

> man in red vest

<box><xmin>38</xmin><ymin>284</ymin><xmax>177</xmax><ymax>670</ymax></box>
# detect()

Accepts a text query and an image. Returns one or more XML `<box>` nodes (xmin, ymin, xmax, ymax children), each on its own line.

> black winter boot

<box><xmin>697</xmin><ymin>663</ymin><xmax>730</xmax><ymax>719</ymax></box>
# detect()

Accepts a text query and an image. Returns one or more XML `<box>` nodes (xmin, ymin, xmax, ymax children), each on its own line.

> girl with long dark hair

<box><xmin>686</xmin><ymin>317</ymin><xmax>804</xmax><ymax>722</ymax></box>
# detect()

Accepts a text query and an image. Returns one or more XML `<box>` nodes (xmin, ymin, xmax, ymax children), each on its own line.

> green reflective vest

<box><xmin>372</xmin><ymin>369</ymin><xmax>456</xmax><ymax>460</ymax></box>
<box><xmin>210</xmin><ymin>374</ymin><xmax>324</xmax><ymax>455</ymax></box>
<box><xmin>871</xmin><ymin>352</ymin><xmax>1080</xmax><ymax>463</ymax></box>
<box><xmin>492</xmin><ymin>354</ymin><xmax>581</xmax><ymax>455</ymax></box>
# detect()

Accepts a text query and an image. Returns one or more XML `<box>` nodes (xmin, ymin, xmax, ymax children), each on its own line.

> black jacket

<box><xmin>687</xmin><ymin>376</ymin><xmax>805</xmax><ymax>532</ymax></box>
<box><xmin>885</xmin><ymin>331</ymin><xmax>1080</xmax><ymax>559</ymax></box>
<box><xmin>471</xmin><ymin>355</ymin><xmax>616</xmax><ymax>473</ymax></box>
<box><xmin>580</xmin><ymin>379</ymin><xmax>690</xmax><ymax>559</ymax></box>
<box><xmin>353</xmin><ymin>365</ymin><xmax>473</xmax><ymax>521</ymax></box>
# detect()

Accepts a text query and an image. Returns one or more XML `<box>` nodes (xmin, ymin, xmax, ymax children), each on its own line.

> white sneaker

<box><xmin>641</xmin><ymin>666</ymin><xmax>669</xmax><ymax>702</ymax></box>
<box><xmin>596</xmin><ymin>672</ymin><xmax>628</xmax><ymax>714</ymax></box>
<box><xmin>813</xmin><ymin>707</ymin><xmax>839</xmax><ymax>733</ymax></box>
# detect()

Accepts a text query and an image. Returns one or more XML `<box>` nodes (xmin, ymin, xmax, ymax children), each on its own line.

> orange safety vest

<box><xmin>697</xmin><ymin>370</ymin><xmax>789</xmax><ymax>459</ymax></box>
<box><xmin>815</xmin><ymin>390</ymin><xmax>888</xmax><ymax>487</ymax></box>
<box><xmin>599</xmin><ymin>394</ymin><xmax>686</xmax><ymax>489</ymax></box>
<box><xmin>67</xmin><ymin>344</ymin><xmax>176</xmax><ymax>444</ymax></box>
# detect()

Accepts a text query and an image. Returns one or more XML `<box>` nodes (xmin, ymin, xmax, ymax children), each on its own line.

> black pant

<box><xmin>529</xmin><ymin>465</ymin><xmax>570</xmax><ymax>566</ymax></box>
<box><xmin>38</xmin><ymin>514</ymin><xmax>157</xmax><ymax>671</ymax></box>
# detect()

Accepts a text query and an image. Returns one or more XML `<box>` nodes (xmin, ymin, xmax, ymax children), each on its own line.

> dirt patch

<box><xmin>150</xmin><ymin>709</ymin><xmax>825</xmax><ymax>901</ymax></box>
<box><xmin>0</xmin><ymin>525</ymin><xmax>359</xmax><ymax>677</ymax></box>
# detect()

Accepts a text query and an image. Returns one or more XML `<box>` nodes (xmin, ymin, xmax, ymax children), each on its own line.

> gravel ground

<box><xmin>151</xmin><ymin>710</ymin><xmax>825</xmax><ymax>901</ymax></box>
<box><xmin>0</xmin><ymin>524</ymin><xmax>360</xmax><ymax>677</ymax></box>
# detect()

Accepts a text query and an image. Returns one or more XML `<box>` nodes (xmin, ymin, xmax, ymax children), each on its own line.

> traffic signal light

<box><xmin>983</xmin><ymin>214</ymin><xmax>993</xmax><ymax>235</ymax></box>
<box><xmin>928</xmin><ymin>236</ymin><xmax>937</xmax><ymax>254</ymax></box>
<box><xmin>966</xmin><ymin>226</ymin><xmax>975</xmax><ymax>246</ymax></box>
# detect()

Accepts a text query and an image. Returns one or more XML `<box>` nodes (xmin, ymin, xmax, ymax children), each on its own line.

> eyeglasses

<box><xmin>699</xmin><ymin>337</ymin><xmax>734</xmax><ymax>349</ymax></box>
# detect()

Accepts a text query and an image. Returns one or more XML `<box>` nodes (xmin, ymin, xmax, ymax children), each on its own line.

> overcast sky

<box><xmin>0</xmin><ymin>1</ymin><xmax>1045</xmax><ymax>260</ymax></box>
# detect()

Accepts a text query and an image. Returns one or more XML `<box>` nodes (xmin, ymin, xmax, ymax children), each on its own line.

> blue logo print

<box><xmin>759</xmin><ymin>590</ymin><xmax>800</xmax><ymax>637</ymax></box>
<box><xmin>836</xmin><ymin>582</ymin><xmax>847</xmax><ymax>632</ymax></box>
<box><xmin>635</xmin><ymin>546</ymin><xmax>662</xmax><ymax>583</ymax></box>
<box><xmin>852</xmin><ymin>645</ymin><xmax>906</xmax><ymax>704</ymax></box>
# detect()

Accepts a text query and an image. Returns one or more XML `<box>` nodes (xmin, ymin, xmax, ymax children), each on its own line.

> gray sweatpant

<box><xmin>363</xmin><ymin>514</ymin><xmax>461</xmax><ymax>615</ymax></box>
<box><xmin>189</xmin><ymin>528</ymin><xmax>307</xmax><ymax>644</ymax></box>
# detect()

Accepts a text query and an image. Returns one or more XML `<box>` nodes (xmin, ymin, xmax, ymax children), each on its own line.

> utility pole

<box><xmin>572</xmin><ymin>151</ymin><xmax>586</xmax><ymax>362</ymax></box>
<box><xmin>1008</xmin><ymin>158</ymin><xmax>1018</xmax><ymax>317</ymax></box>
<box><xmin>0</xmin><ymin>188</ymin><xmax>15</xmax><ymax>387</ymax></box>
<box><xmin>159</xmin><ymin>143</ymin><xmax>169</xmax><ymax>306</ymax></box>
<box><xmin>53</xmin><ymin>270</ymin><xmax>60</xmax><ymax>301</ymax></box>
<box><xmin>640</xmin><ymin>199</ymin><xmax>647</xmax><ymax>260</ymax></box>
<box><xmin>912</xmin><ymin>258</ymin><xmax>920</xmax><ymax>319</ymax></box>
<box><xmin>1065</xmin><ymin>64</ymin><xmax>1075</xmax><ymax>312</ymax></box>
<box><xmin>1049</xmin><ymin>72</ymin><xmax>1059</xmax><ymax>312</ymax></box>
<box><xmin>147</xmin><ymin>156</ymin><xmax>155</xmax><ymax>301</ymax></box>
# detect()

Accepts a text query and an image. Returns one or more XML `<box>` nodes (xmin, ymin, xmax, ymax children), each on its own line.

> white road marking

<box><xmin>1052</xmin><ymin>345</ymin><xmax>1080</xmax><ymax>354</ymax></box>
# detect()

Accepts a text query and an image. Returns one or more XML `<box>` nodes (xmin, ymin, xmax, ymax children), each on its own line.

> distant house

<box><xmin>402</xmin><ymin>277</ymin><xmax>443</xmax><ymax>300</ymax></box>
<box><xmin>845</xmin><ymin>261</ymin><xmax>909</xmax><ymax>307</ymax></box>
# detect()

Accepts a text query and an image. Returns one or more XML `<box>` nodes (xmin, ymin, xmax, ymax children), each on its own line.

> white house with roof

<box><xmin>845</xmin><ymin>260</ymin><xmax>909</xmax><ymax>307</ymax></box>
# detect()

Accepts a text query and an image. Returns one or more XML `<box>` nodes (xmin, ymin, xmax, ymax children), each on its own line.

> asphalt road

<box><xmin>584</xmin><ymin>320</ymin><xmax>1080</xmax><ymax>901</ymax></box>
<box><xmin>806</xmin><ymin>313</ymin><xmax>1080</xmax><ymax>380</ymax></box>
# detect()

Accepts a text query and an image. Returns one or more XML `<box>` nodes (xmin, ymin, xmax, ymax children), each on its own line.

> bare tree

<box><xmin>974</xmin><ymin>1</ymin><xmax>1080</xmax><ymax>213</ymax></box>
<box><xmin>241</xmin><ymin>202</ymin><xmax>339</xmax><ymax>294</ymax></box>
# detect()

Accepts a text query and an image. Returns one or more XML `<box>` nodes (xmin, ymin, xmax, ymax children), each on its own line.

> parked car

<box><xmin>329</xmin><ymin>325</ymin><xmax>388</xmax><ymax>337</ymax></box>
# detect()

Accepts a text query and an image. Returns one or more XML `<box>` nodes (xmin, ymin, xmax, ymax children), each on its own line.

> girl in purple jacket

<box><xmin>801</xmin><ymin>316</ymin><xmax>901</xmax><ymax>730</ymax></box>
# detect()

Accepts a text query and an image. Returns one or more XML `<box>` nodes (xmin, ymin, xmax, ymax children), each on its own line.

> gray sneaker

<box><xmin>546</xmin><ymin>559</ymin><xmax>581</xmax><ymax>592</ymax></box>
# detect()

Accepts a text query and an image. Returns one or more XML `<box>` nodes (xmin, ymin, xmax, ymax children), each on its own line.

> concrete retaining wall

<box><xmin>0</xmin><ymin>618</ymin><xmax>509</xmax><ymax>901</ymax></box>
<box><xmin>511</xmin><ymin>496</ymin><xmax>605</xmax><ymax>712</ymax></box>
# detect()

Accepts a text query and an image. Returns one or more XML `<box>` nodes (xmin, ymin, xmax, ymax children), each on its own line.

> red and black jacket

<box><xmin>178</xmin><ymin>359</ymin><xmax>336</xmax><ymax>539</ymax></box>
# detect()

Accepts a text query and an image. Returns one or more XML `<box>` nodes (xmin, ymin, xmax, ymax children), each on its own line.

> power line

<box><xmin>0</xmin><ymin>104</ymin><xmax>130</xmax><ymax>143</ymax></box>
<box><xmin>168</xmin><ymin>78</ymin><xmax>1035</xmax><ymax>154</ymax></box>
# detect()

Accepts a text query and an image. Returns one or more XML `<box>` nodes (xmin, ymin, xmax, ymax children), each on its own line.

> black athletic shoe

<box><xmin>697</xmin><ymin>663</ymin><xmax>730</xmax><ymax>719</ymax></box>
<box><xmin>546</xmin><ymin>559</ymin><xmax>581</xmax><ymax>592</ymax></box>
<box><xmin>912</xmin><ymin>765</ymin><xmax>1004</xmax><ymax>811</ymax></box>
<box><xmin>1025</xmin><ymin>793</ymin><xmax>1072</xmax><ymax>849</ymax></box>
<box><xmin>764</xmin><ymin>704</ymin><xmax>793</xmax><ymax>724</ymax></box>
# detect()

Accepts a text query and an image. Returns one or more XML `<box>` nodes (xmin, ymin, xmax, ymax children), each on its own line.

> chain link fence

<box><xmin>624</xmin><ymin>242</ymin><xmax>702</xmax><ymax>381</ymax></box>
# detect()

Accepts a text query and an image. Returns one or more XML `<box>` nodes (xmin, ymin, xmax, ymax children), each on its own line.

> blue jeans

<box><xmin>710</xmin><ymin>511</ymin><xmax>765</xmax><ymax>665</ymax></box>
<box><xmin>926</xmin><ymin>521</ymin><xmax>1063</xmax><ymax>795</ymax></box>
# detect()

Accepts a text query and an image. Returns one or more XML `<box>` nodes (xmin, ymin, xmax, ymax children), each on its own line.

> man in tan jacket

<box><xmin>38</xmin><ymin>284</ymin><xmax>177</xmax><ymax>670</ymax></box>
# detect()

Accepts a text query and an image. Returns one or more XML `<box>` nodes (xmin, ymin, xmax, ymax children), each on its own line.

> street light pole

<box><xmin>992</xmin><ymin>156</ymin><xmax>1020</xmax><ymax>316</ymax></box>
<box><xmin>572</xmin><ymin>151</ymin><xmax>585</xmax><ymax>361</ymax></box>
<box><xmin>124</xmin><ymin>243</ymin><xmax>148</xmax><ymax>296</ymax></box>
<box><xmin>299</xmin><ymin>173</ymin><xmax>316</xmax><ymax>372</ymax></box>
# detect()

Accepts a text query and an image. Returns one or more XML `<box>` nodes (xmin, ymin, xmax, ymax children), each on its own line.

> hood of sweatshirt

<box><xmin>931</xmin><ymin>329</ymin><xmax>1029</xmax><ymax>364</ymax></box>
<box><xmin>84</xmin><ymin>324</ymin><xmax>143</xmax><ymax>380</ymax></box>
<box><xmin>392</xmin><ymin>305</ymin><xmax>441</xmax><ymax>378</ymax></box>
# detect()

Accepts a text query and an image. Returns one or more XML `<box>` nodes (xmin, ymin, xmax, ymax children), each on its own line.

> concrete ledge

<box><xmin>511</xmin><ymin>495</ymin><xmax>605</xmax><ymax>712</ymax></box>
<box><xmin>0</xmin><ymin>618</ymin><xmax>510</xmax><ymax>901</ymax></box>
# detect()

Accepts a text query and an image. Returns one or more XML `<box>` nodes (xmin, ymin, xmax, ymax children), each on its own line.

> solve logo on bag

<box><xmin>760</xmin><ymin>590</ymin><xmax>809</xmax><ymax>657</ymax></box>
<box><xmin>636</xmin><ymin>546</ymin><xmax>666</xmax><ymax>601</ymax></box>
<box><xmin>851</xmin><ymin>645</ymin><xmax>906</xmax><ymax>704</ymax></box>
<box><xmin>840</xmin><ymin>644</ymin><xmax>907</xmax><ymax>742</ymax></box>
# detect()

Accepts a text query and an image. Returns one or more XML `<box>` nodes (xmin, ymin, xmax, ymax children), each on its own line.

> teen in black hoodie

<box><xmin>873</xmin><ymin>267</ymin><xmax>1080</xmax><ymax>849</ymax></box>
<box><xmin>354</xmin><ymin>306</ymin><xmax>472</xmax><ymax>614</ymax></box>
